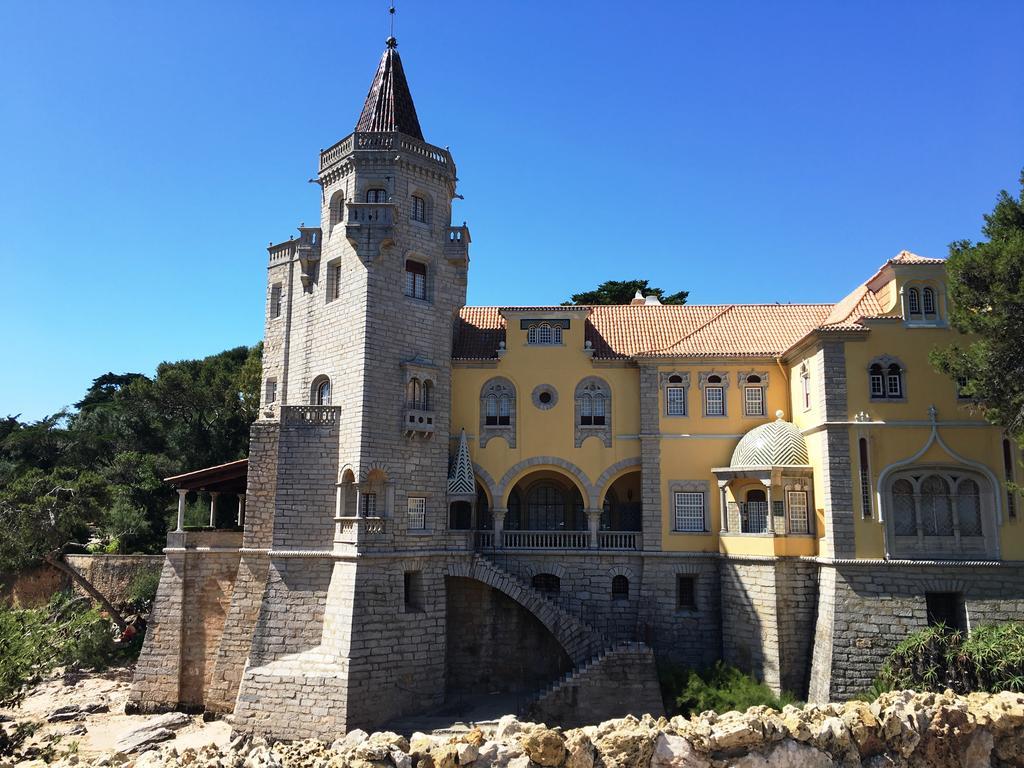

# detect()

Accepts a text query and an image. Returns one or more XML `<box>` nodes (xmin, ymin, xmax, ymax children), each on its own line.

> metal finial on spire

<box><xmin>387</xmin><ymin>0</ymin><xmax>396</xmax><ymax>47</ymax></box>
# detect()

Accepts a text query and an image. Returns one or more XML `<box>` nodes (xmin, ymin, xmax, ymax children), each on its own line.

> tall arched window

<box><xmin>869</xmin><ymin>358</ymin><xmax>904</xmax><ymax>400</ymax></box>
<box><xmin>312</xmin><ymin>377</ymin><xmax>332</xmax><ymax>406</ymax></box>
<box><xmin>328</xmin><ymin>190</ymin><xmax>345</xmax><ymax>229</ymax></box>
<box><xmin>907</xmin><ymin>287</ymin><xmax>921</xmax><ymax>316</ymax></box>
<box><xmin>956</xmin><ymin>478</ymin><xmax>982</xmax><ymax>536</ymax></box>
<box><xmin>922</xmin><ymin>287</ymin><xmax>936</xmax><ymax>315</ymax></box>
<box><xmin>422</xmin><ymin>380</ymin><xmax>433</xmax><ymax>411</ymax></box>
<box><xmin>893</xmin><ymin>478</ymin><xmax>916</xmax><ymax>535</ymax></box>
<box><xmin>611</xmin><ymin>575</ymin><xmax>629</xmax><ymax>600</ymax></box>
<box><xmin>480</xmin><ymin>378</ymin><xmax>516</xmax><ymax>447</ymax></box>
<box><xmin>920</xmin><ymin>475</ymin><xmax>953</xmax><ymax>535</ymax></box>
<box><xmin>406</xmin><ymin>378</ymin><xmax>421</xmax><ymax>409</ymax></box>
<box><xmin>527</xmin><ymin>484</ymin><xmax>566</xmax><ymax>530</ymax></box>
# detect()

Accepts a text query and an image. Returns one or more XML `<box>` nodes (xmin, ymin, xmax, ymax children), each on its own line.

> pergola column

<box><xmin>209</xmin><ymin>491</ymin><xmax>220</xmax><ymax>528</ymax></box>
<box><xmin>237</xmin><ymin>494</ymin><xmax>246</xmax><ymax>527</ymax></box>
<box><xmin>718</xmin><ymin>482</ymin><xmax>729</xmax><ymax>533</ymax></box>
<box><xmin>175</xmin><ymin>489</ymin><xmax>187</xmax><ymax>532</ymax></box>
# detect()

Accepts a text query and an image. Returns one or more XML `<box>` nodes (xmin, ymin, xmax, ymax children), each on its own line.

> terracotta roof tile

<box><xmin>355</xmin><ymin>41</ymin><xmax>424</xmax><ymax>140</ymax></box>
<box><xmin>454</xmin><ymin>304</ymin><xmax>835</xmax><ymax>360</ymax></box>
<box><xmin>888</xmin><ymin>250</ymin><xmax>946</xmax><ymax>265</ymax></box>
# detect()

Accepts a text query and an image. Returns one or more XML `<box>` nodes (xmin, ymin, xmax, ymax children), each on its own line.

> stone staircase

<box><xmin>455</xmin><ymin>554</ymin><xmax>609</xmax><ymax>665</ymax></box>
<box><xmin>524</xmin><ymin>641</ymin><xmax>665</xmax><ymax>727</ymax></box>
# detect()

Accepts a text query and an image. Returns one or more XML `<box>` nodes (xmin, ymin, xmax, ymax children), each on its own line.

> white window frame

<box><xmin>907</xmin><ymin>287</ymin><xmax>921</xmax><ymax>316</ymax></box>
<box><xmin>411</xmin><ymin>195</ymin><xmax>426</xmax><ymax>223</ymax></box>
<box><xmin>407</xmin><ymin>496</ymin><xmax>426</xmax><ymax>530</ymax></box>
<box><xmin>673</xmin><ymin>491</ymin><xmax>706</xmax><ymax>532</ymax></box>
<box><xmin>362</xmin><ymin>492</ymin><xmax>377</xmax><ymax>516</ymax></box>
<box><xmin>922</xmin><ymin>287</ymin><xmax>936</xmax><ymax>315</ymax></box>
<box><xmin>787</xmin><ymin>490</ymin><xmax>809</xmax><ymax>534</ymax></box>
<box><xmin>405</xmin><ymin>260</ymin><xmax>427</xmax><ymax>300</ymax></box>
<box><xmin>704</xmin><ymin>386</ymin><xmax>725</xmax><ymax>417</ymax></box>
<box><xmin>666</xmin><ymin>386</ymin><xmax>687</xmax><ymax>416</ymax></box>
<box><xmin>743</xmin><ymin>385</ymin><xmax>765</xmax><ymax>417</ymax></box>
<box><xmin>527</xmin><ymin>322</ymin><xmax>562</xmax><ymax>345</ymax></box>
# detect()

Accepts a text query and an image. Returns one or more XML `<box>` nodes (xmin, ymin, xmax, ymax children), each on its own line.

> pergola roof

<box><xmin>164</xmin><ymin>458</ymin><xmax>248</xmax><ymax>494</ymax></box>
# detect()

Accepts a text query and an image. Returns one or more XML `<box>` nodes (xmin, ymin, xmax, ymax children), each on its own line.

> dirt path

<box><xmin>0</xmin><ymin>667</ymin><xmax>231</xmax><ymax>761</ymax></box>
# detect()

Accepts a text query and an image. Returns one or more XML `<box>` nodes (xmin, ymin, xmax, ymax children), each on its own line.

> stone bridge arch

<box><xmin>446</xmin><ymin>558</ymin><xmax>606</xmax><ymax>665</ymax></box>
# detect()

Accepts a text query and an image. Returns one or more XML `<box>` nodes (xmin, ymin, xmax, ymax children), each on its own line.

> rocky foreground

<box><xmin>6</xmin><ymin>689</ymin><xmax>1024</xmax><ymax>768</ymax></box>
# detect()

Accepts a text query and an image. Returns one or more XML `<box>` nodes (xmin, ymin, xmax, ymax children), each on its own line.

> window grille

<box><xmin>362</xmin><ymin>492</ymin><xmax>377</xmax><ymax>516</ymax></box>
<box><xmin>744</xmin><ymin>386</ymin><xmax>764</xmax><ymax>416</ymax></box>
<box><xmin>611</xmin><ymin>575</ymin><xmax>629</xmax><ymax>600</ymax></box>
<box><xmin>527</xmin><ymin>323</ymin><xmax>561</xmax><ymax>345</ymax></box>
<box><xmin>676</xmin><ymin>576</ymin><xmax>696</xmax><ymax>609</ymax></box>
<box><xmin>705</xmin><ymin>386</ymin><xmax>724</xmax><ymax>416</ymax></box>
<box><xmin>485</xmin><ymin>395</ymin><xmax>498</xmax><ymax>425</ymax></box>
<box><xmin>859</xmin><ymin>438</ymin><xmax>872</xmax><ymax>518</ymax></box>
<box><xmin>787</xmin><ymin>490</ymin><xmax>809</xmax><ymax>534</ymax></box>
<box><xmin>411</xmin><ymin>195</ymin><xmax>426</xmax><ymax>223</ymax></box>
<box><xmin>405</xmin><ymin>260</ymin><xmax>427</xmax><ymax>300</ymax></box>
<box><xmin>407</xmin><ymin>497</ymin><xmax>426</xmax><ymax>530</ymax></box>
<box><xmin>498</xmin><ymin>395</ymin><xmax>511</xmax><ymax>425</ymax></box>
<box><xmin>673</xmin><ymin>492</ymin><xmax>705</xmax><ymax>532</ymax></box>
<box><xmin>907</xmin><ymin>287</ymin><xmax>921</xmax><ymax>315</ymax></box>
<box><xmin>922</xmin><ymin>287</ymin><xmax>936</xmax><ymax>315</ymax></box>
<box><xmin>666</xmin><ymin>386</ymin><xmax>686</xmax><ymax>416</ymax></box>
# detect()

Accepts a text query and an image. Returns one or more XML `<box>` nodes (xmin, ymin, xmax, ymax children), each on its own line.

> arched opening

<box><xmin>445</xmin><ymin>576</ymin><xmax>572</xmax><ymax>703</ymax></box>
<box><xmin>600</xmin><ymin>471</ymin><xmax>642</xmax><ymax>531</ymax></box>
<box><xmin>611</xmin><ymin>575</ymin><xmax>629</xmax><ymax>601</ymax></box>
<box><xmin>312</xmin><ymin>376</ymin><xmax>332</xmax><ymax>406</ymax></box>
<box><xmin>505</xmin><ymin>472</ymin><xmax>586</xmax><ymax>532</ymax></box>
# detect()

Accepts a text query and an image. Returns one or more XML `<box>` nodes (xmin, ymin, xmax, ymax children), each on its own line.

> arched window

<box><xmin>923</xmin><ymin>287</ymin><xmax>936</xmax><ymax>315</ymax></box>
<box><xmin>869</xmin><ymin>364</ymin><xmax>885</xmax><ymax>399</ymax></box>
<box><xmin>366</xmin><ymin>188</ymin><xmax>388</xmax><ymax>203</ymax></box>
<box><xmin>527</xmin><ymin>484</ymin><xmax>567</xmax><ymax>530</ymax></box>
<box><xmin>527</xmin><ymin>322</ymin><xmax>562</xmax><ymax>345</ymax></box>
<box><xmin>312</xmin><ymin>377</ymin><xmax>331</xmax><ymax>406</ymax></box>
<box><xmin>611</xmin><ymin>575</ymin><xmax>629</xmax><ymax>601</ymax></box>
<box><xmin>920</xmin><ymin>475</ymin><xmax>953</xmax><ymax>536</ymax></box>
<box><xmin>406</xmin><ymin>378</ymin><xmax>421</xmax><ymax>409</ymax></box>
<box><xmin>422</xmin><ymin>380</ymin><xmax>433</xmax><ymax>411</ymax></box>
<box><xmin>575</xmin><ymin>378</ymin><xmax>612</xmax><ymax>446</ymax></box>
<box><xmin>328</xmin><ymin>191</ymin><xmax>345</xmax><ymax>229</ymax></box>
<box><xmin>886</xmin><ymin>363</ymin><xmax>903</xmax><ymax>398</ymax></box>
<box><xmin>531</xmin><ymin>573</ymin><xmax>560</xmax><ymax>595</ymax></box>
<box><xmin>893</xmin><ymin>478</ymin><xmax>916</xmax><ymax>535</ymax></box>
<box><xmin>480</xmin><ymin>378</ymin><xmax>516</xmax><ymax>446</ymax></box>
<box><xmin>907</xmin><ymin>287</ymin><xmax>921</xmax><ymax>316</ymax></box>
<box><xmin>869</xmin><ymin>358</ymin><xmax>904</xmax><ymax>400</ymax></box>
<box><xmin>956</xmin><ymin>478</ymin><xmax>982</xmax><ymax>536</ymax></box>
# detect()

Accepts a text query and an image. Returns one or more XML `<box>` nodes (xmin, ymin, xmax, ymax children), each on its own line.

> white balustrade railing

<box><xmin>474</xmin><ymin>531</ymin><xmax>494</xmax><ymax>549</ymax></box>
<box><xmin>501</xmin><ymin>530</ymin><xmax>589</xmax><ymax>549</ymax></box>
<box><xmin>320</xmin><ymin>132</ymin><xmax>452</xmax><ymax>171</ymax></box>
<box><xmin>599</xmin><ymin>531</ymin><xmax>640</xmax><ymax>550</ymax></box>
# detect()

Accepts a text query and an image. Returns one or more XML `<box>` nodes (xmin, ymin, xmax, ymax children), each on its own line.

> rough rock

<box><xmin>113</xmin><ymin>712</ymin><xmax>191</xmax><ymax>754</ymax></box>
<box><xmin>521</xmin><ymin>728</ymin><xmax>566</xmax><ymax>767</ymax></box>
<box><xmin>729</xmin><ymin>740</ymin><xmax>835</xmax><ymax>767</ymax></box>
<box><xmin>562</xmin><ymin>730</ymin><xmax>594</xmax><ymax>768</ymax></box>
<box><xmin>650</xmin><ymin>732</ymin><xmax>709</xmax><ymax>768</ymax></box>
<box><xmin>494</xmin><ymin>715</ymin><xmax>525</xmax><ymax>744</ymax></box>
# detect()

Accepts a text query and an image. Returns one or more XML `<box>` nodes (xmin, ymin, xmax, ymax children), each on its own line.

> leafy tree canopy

<box><xmin>0</xmin><ymin>344</ymin><xmax>261</xmax><ymax>572</ymax></box>
<box><xmin>931</xmin><ymin>171</ymin><xmax>1024</xmax><ymax>443</ymax></box>
<box><xmin>562</xmin><ymin>279</ymin><xmax>688</xmax><ymax>306</ymax></box>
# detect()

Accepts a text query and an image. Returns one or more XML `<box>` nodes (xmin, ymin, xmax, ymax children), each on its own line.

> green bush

<box><xmin>0</xmin><ymin>592</ymin><xmax>123</xmax><ymax>707</ymax></box>
<box><xmin>659</xmin><ymin>660</ymin><xmax>797</xmax><ymax>716</ymax></box>
<box><xmin>127</xmin><ymin>568</ymin><xmax>161</xmax><ymax>611</ymax></box>
<box><xmin>874</xmin><ymin>621</ymin><xmax>1024</xmax><ymax>695</ymax></box>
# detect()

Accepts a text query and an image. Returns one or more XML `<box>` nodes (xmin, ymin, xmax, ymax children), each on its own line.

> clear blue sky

<box><xmin>2</xmin><ymin>1</ymin><xmax>1022</xmax><ymax>421</ymax></box>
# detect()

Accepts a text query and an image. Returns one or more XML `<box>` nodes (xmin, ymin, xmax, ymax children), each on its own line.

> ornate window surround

<box><xmin>739</xmin><ymin>370</ymin><xmax>768</xmax><ymax>418</ymax></box>
<box><xmin>668</xmin><ymin>479</ymin><xmax>710</xmax><ymax>533</ymax></box>
<box><xmin>480</xmin><ymin>377</ymin><xmax>517</xmax><ymax>448</ymax></box>
<box><xmin>867</xmin><ymin>355</ymin><xmax>907</xmax><ymax>402</ymax></box>
<box><xmin>902</xmin><ymin>280</ymin><xmax>946</xmax><ymax>327</ymax></box>
<box><xmin>659</xmin><ymin>371</ymin><xmax>690</xmax><ymax>417</ymax></box>
<box><xmin>531</xmin><ymin>384</ymin><xmax>558</xmax><ymax>411</ymax></box>
<box><xmin>574</xmin><ymin>376</ymin><xmax>612</xmax><ymax>448</ymax></box>
<box><xmin>698</xmin><ymin>371</ymin><xmax>730</xmax><ymax>418</ymax></box>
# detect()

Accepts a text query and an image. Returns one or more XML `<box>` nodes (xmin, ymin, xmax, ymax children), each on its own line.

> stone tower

<box><xmin>228</xmin><ymin>37</ymin><xmax>472</xmax><ymax>738</ymax></box>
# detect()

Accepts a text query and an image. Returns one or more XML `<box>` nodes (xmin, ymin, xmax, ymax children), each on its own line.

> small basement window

<box><xmin>404</xmin><ymin>571</ymin><xmax>423</xmax><ymax>612</ymax></box>
<box><xmin>531</xmin><ymin>573</ymin><xmax>560</xmax><ymax>596</ymax></box>
<box><xmin>611</xmin><ymin>575</ymin><xmax>629</xmax><ymax>601</ymax></box>
<box><xmin>677</xmin><ymin>575</ymin><xmax>696</xmax><ymax>609</ymax></box>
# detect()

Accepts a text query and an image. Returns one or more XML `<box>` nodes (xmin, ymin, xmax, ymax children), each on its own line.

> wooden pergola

<box><xmin>165</xmin><ymin>458</ymin><xmax>248</xmax><ymax>531</ymax></box>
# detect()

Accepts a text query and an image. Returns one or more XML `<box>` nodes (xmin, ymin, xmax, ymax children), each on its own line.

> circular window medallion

<box><xmin>532</xmin><ymin>384</ymin><xmax>558</xmax><ymax>410</ymax></box>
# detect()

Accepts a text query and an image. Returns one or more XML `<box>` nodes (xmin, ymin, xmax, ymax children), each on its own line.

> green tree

<box><xmin>931</xmin><ymin>171</ymin><xmax>1024</xmax><ymax>443</ymax></box>
<box><xmin>562</xmin><ymin>279</ymin><xmax>688</xmax><ymax>306</ymax></box>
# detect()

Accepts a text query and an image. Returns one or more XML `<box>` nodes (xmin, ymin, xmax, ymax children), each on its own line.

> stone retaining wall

<box><xmin>1</xmin><ymin>554</ymin><xmax>163</xmax><ymax>610</ymax></box>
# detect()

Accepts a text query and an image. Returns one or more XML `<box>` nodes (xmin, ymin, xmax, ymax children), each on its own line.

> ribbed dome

<box><xmin>731</xmin><ymin>413</ymin><xmax>809</xmax><ymax>467</ymax></box>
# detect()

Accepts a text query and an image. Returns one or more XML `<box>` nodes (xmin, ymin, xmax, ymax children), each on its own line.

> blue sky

<box><xmin>2</xmin><ymin>1</ymin><xmax>1022</xmax><ymax>421</ymax></box>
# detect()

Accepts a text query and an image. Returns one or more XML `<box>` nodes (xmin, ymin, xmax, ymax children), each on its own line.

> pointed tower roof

<box><xmin>447</xmin><ymin>429</ymin><xmax>476</xmax><ymax>496</ymax></box>
<box><xmin>355</xmin><ymin>37</ymin><xmax>424</xmax><ymax>140</ymax></box>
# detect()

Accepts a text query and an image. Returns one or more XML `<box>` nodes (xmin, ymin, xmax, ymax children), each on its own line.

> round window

<box><xmin>532</xmin><ymin>385</ymin><xmax>558</xmax><ymax>410</ymax></box>
<box><xmin>539</xmin><ymin>391</ymin><xmax>552</xmax><ymax>405</ymax></box>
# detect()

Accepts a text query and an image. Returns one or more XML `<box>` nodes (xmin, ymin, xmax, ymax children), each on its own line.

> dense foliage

<box><xmin>874</xmin><ymin>622</ymin><xmax>1024</xmax><ymax>696</ymax></box>
<box><xmin>658</xmin><ymin>660</ymin><xmax>796</xmax><ymax>715</ymax></box>
<box><xmin>0</xmin><ymin>344</ymin><xmax>261</xmax><ymax>572</ymax></box>
<box><xmin>0</xmin><ymin>592</ymin><xmax>136</xmax><ymax>707</ymax></box>
<box><xmin>932</xmin><ymin>171</ymin><xmax>1024</xmax><ymax>445</ymax></box>
<box><xmin>562</xmin><ymin>279</ymin><xmax>688</xmax><ymax>306</ymax></box>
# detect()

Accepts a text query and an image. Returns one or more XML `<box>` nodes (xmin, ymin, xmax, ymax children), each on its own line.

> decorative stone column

<box><xmin>718</xmin><ymin>482</ymin><xmax>729</xmax><ymax>533</ymax></box>
<box><xmin>175</xmin><ymin>489</ymin><xmax>187</xmax><ymax>532</ymax></box>
<box><xmin>492</xmin><ymin>508</ymin><xmax>506</xmax><ymax>548</ymax></box>
<box><xmin>209</xmin><ymin>491</ymin><xmax>220</xmax><ymax>528</ymax></box>
<box><xmin>586</xmin><ymin>508</ymin><xmax>601</xmax><ymax>549</ymax></box>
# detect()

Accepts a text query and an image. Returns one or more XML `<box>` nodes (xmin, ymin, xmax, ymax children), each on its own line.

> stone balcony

<box><xmin>345</xmin><ymin>202</ymin><xmax>395</xmax><ymax>261</ymax></box>
<box><xmin>444</xmin><ymin>225</ymin><xmax>471</xmax><ymax>266</ymax></box>
<box><xmin>403</xmin><ymin>407</ymin><xmax>436</xmax><ymax>437</ymax></box>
